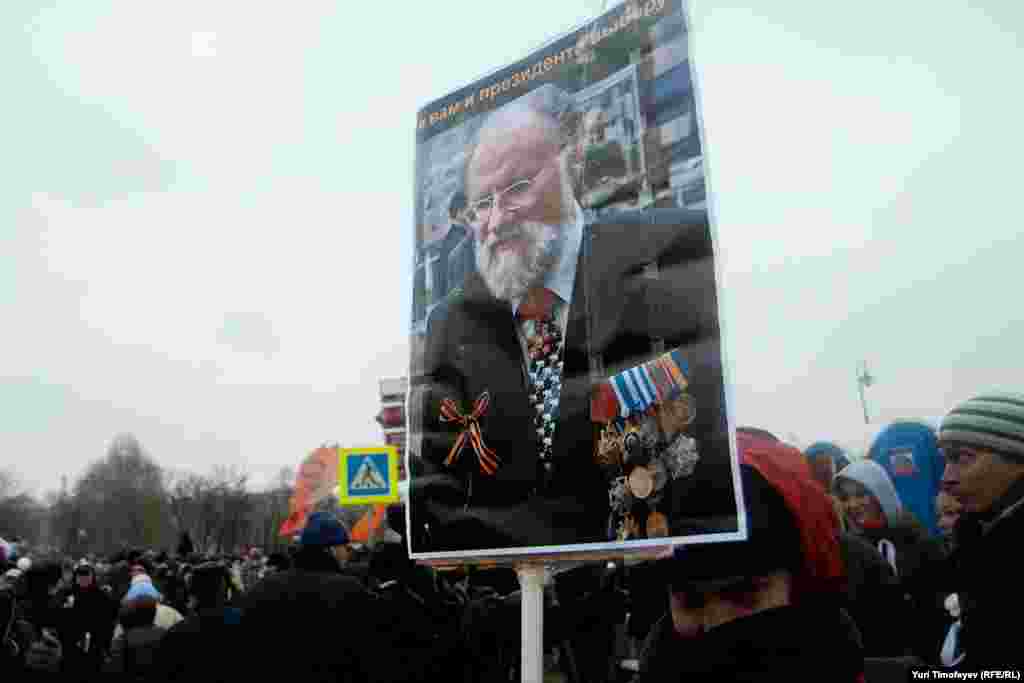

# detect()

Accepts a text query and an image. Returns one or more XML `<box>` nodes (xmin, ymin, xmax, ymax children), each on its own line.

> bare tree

<box><xmin>70</xmin><ymin>433</ymin><xmax>173</xmax><ymax>555</ymax></box>
<box><xmin>0</xmin><ymin>469</ymin><xmax>46</xmax><ymax>545</ymax></box>
<box><xmin>246</xmin><ymin>466</ymin><xmax>293</xmax><ymax>551</ymax></box>
<box><xmin>0</xmin><ymin>468</ymin><xmax>20</xmax><ymax>500</ymax></box>
<box><xmin>163</xmin><ymin>465</ymin><xmax>262</xmax><ymax>554</ymax></box>
<box><xmin>207</xmin><ymin>465</ymin><xmax>251</xmax><ymax>554</ymax></box>
<box><xmin>11</xmin><ymin>446</ymin><xmax>310</xmax><ymax>557</ymax></box>
<box><xmin>165</xmin><ymin>470</ymin><xmax>209</xmax><ymax>547</ymax></box>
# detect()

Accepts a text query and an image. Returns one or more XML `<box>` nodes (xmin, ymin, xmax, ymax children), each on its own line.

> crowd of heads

<box><xmin>815</xmin><ymin>392</ymin><xmax>1024</xmax><ymax>541</ymax></box>
<box><xmin>2</xmin><ymin>391</ymin><xmax>1022</xmax><ymax>676</ymax></box>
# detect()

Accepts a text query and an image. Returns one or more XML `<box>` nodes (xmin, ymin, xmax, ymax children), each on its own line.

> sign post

<box><xmin>517</xmin><ymin>563</ymin><xmax>546</xmax><ymax>683</ymax></box>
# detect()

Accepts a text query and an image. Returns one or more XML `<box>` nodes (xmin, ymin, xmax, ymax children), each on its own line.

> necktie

<box><xmin>518</xmin><ymin>289</ymin><xmax>565</xmax><ymax>467</ymax></box>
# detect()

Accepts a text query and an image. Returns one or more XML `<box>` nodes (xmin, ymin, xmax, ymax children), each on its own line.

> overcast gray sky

<box><xmin>2</xmin><ymin>1</ymin><xmax>1021</xmax><ymax>497</ymax></box>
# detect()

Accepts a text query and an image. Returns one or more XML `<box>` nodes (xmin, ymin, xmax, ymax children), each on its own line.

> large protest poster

<box><xmin>407</xmin><ymin>0</ymin><xmax>744</xmax><ymax>561</ymax></box>
<box><xmin>279</xmin><ymin>445</ymin><xmax>338</xmax><ymax>538</ymax></box>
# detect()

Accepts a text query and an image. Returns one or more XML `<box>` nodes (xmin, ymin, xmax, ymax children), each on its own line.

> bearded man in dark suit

<box><xmin>408</xmin><ymin>88</ymin><xmax>735</xmax><ymax>555</ymax></box>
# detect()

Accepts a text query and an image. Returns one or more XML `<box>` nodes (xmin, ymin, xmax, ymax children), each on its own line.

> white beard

<box><xmin>475</xmin><ymin>220</ymin><xmax>564</xmax><ymax>303</ymax></box>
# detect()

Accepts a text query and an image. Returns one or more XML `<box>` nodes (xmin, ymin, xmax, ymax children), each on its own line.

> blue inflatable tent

<box><xmin>867</xmin><ymin>421</ymin><xmax>944</xmax><ymax>537</ymax></box>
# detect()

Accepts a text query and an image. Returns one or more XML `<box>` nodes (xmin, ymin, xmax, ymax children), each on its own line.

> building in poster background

<box><xmin>407</xmin><ymin>0</ymin><xmax>742</xmax><ymax>561</ymax></box>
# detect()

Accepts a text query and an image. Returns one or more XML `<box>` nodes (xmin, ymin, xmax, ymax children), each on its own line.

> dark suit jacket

<box><xmin>408</xmin><ymin>208</ymin><xmax>734</xmax><ymax>554</ymax></box>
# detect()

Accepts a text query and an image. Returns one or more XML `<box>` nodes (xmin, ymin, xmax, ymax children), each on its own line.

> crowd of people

<box><xmin>2</xmin><ymin>391</ymin><xmax>1022</xmax><ymax>681</ymax></box>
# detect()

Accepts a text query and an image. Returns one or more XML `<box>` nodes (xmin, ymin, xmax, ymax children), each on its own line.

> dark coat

<box><xmin>238</xmin><ymin>567</ymin><xmax>375</xmax><ymax>682</ymax></box>
<box><xmin>67</xmin><ymin>584</ymin><xmax>118</xmax><ymax>643</ymax></box>
<box><xmin>154</xmin><ymin>607</ymin><xmax>244</xmax><ymax>683</ymax></box>
<box><xmin>239</xmin><ymin>565</ymin><xmax>434</xmax><ymax>683</ymax></box>
<box><xmin>626</xmin><ymin>561</ymin><xmax>670</xmax><ymax>642</ymax></box>
<box><xmin>857</xmin><ymin>513</ymin><xmax>949</xmax><ymax>661</ymax></box>
<box><xmin>105</xmin><ymin>626</ymin><xmax>166</xmax><ymax>682</ymax></box>
<box><xmin>59</xmin><ymin>584</ymin><xmax>119</xmax><ymax>681</ymax></box>
<box><xmin>409</xmin><ymin>208</ymin><xmax>732</xmax><ymax>553</ymax></box>
<box><xmin>952</xmin><ymin>474</ymin><xmax>1024</xmax><ymax>669</ymax></box>
<box><xmin>633</xmin><ymin>606</ymin><xmax>864</xmax><ymax>683</ymax></box>
<box><xmin>372</xmin><ymin>578</ymin><xmax>467</xmax><ymax>683</ymax></box>
<box><xmin>838</xmin><ymin>531</ymin><xmax>908</xmax><ymax>657</ymax></box>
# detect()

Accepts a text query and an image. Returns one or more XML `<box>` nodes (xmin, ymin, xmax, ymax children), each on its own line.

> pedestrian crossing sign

<box><xmin>338</xmin><ymin>446</ymin><xmax>399</xmax><ymax>505</ymax></box>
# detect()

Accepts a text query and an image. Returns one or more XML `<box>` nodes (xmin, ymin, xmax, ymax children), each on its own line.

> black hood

<box><xmin>637</xmin><ymin>605</ymin><xmax>863</xmax><ymax>682</ymax></box>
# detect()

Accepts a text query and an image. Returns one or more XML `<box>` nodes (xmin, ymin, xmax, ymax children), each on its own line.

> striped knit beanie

<box><xmin>939</xmin><ymin>392</ymin><xmax>1024</xmax><ymax>462</ymax></box>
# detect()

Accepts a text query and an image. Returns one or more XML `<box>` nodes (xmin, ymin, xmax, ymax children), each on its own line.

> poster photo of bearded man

<box><xmin>407</xmin><ymin>0</ymin><xmax>742</xmax><ymax>560</ymax></box>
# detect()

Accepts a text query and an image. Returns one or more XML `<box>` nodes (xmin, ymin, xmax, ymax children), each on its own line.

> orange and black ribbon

<box><xmin>440</xmin><ymin>391</ymin><xmax>501</xmax><ymax>475</ymax></box>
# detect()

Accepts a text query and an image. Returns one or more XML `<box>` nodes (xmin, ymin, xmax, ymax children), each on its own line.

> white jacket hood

<box><xmin>835</xmin><ymin>459</ymin><xmax>903</xmax><ymax>525</ymax></box>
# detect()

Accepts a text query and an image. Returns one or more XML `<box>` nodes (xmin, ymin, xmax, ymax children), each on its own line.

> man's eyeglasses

<box><xmin>465</xmin><ymin>171</ymin><xmax>542</xmax><ymax>225</ymax></box>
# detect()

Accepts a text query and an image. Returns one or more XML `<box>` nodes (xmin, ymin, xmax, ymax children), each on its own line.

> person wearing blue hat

<box><xmin>804</xmin><ymin>442</ymin><xmax>849</xmax><ymax>492</ymax></box>
<box><xmin>297</xmin><ymin>511</ymin><xmax>354</xmax><ymax>570</ymax></box>
<box><xmin>238</xmin><ymin>511</ymin><xmax>427</xmax><ymax>682</ymax></box>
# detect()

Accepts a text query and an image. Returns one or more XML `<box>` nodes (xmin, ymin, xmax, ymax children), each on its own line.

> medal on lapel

<box><xmin>646</xmin><ymin>511</ymin><xmax>669</xmax><ymax>538</ymax></box>
<box><xmin>627</xmin><ymin>466</ymin><xmax>654</xmax><ymax>499</ymax></box>
<box><xmin>592</xmin><ymin>346</ymin><xmax>703</xmax><ymax>541</ymax></box>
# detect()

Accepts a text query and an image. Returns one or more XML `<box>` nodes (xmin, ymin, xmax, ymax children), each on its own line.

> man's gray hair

<box><xmin>465</xmin><ymin>84</ymin><xmax>577</xmax><ymax>188</ymax></box>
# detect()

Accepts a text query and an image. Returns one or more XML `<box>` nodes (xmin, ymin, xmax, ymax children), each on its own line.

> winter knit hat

<box><xmin>300</xmin><ymin>512</ymin><xmax>350</xmax><ymax>548</ymax></box>
<box><xmin>123</xmin><ymin>578</ymin><xmax>162</xmax><ymax>604</ymax></box>
<box><xmin>834</xmin><ymin>459</ymin><xmax>903</xmax><ymax>525</ymax></box>
<box><xmin>805</xmin><ymin>442</ymin><xmax>850</xmax><ymax>470</ymax></box>
<box><xmin>939</xmin><ymin>392</ymin><xmax>1024</xmax><ymax>462</ymax></box>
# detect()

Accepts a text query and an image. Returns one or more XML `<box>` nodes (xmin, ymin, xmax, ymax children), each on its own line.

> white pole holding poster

<box><xmin>518</xmin><ymin>563</ymin><xmax>546</xmax><ymax>683</ymax></box>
